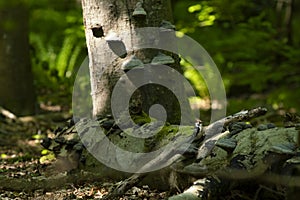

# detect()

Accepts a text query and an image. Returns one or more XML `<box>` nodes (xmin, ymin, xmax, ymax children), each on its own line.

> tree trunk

<box><xmin>0</xmin><ymin>1</ymin><xmax>36</xmax><ymax>116</ymax></box>
<box><xmin>81</xmin><ymin>0</ymin><xmax>188</xmax><ymax>124</ymax></box>
<box><xmin>276</xmin><ymin>0</ymin><xmax>294</xmax><ymax>44</ymax></box>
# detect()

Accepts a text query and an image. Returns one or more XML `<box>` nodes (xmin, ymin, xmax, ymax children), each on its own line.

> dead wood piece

<box><xmin>0</xmin><ymin>106</ymin><xmax>17</xmax><ymax>120</ymax></box>
<box><xmin>204</xmin><ymin>107</ymin><xmax>267</xmax><ymax>140</ymax></box>
<box><xmin>223</xmin><ymin>107</ymin><xmax>267</xmax><ymax>126</ymax></box>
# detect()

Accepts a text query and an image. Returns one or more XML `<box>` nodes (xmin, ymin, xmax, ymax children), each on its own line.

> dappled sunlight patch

<box><xmin>189</xmin><ymin>96</ymin><xmax>211</xmax><ymax>110</ymax></box>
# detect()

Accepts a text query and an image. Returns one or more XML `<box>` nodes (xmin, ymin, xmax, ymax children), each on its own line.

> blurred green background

<box><xmin>1</xmin><ymin>0</ymin><xmax>299</xmax><ymax>116</ymax></box>
<box><xmin>173</xmin><ymin>0</ymin><xmax>300</xmax><ymax>115</ymax></box>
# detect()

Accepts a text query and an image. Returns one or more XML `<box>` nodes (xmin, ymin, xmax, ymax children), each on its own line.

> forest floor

<box><xmin>0</xmin><ymin>109</ymin><xmax>168</xmax><ymax>200</ymax></box>
<box><xmin>1</xmin><ymin>106</ymin><xmax>299</xmax><ymax>200</ymax></box>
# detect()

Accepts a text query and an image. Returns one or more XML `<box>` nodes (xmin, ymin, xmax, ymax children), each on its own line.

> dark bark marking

<box><xmin>91</xmin><ymin>25</ymin><xmax>104</xmax><ymax>38</ymax></box>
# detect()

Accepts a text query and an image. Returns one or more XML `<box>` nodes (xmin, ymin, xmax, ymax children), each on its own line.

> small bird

<box><xmin>193</xmin><ymin>119</ymin><xmax>202</xmax><ymax>137</ymax></box>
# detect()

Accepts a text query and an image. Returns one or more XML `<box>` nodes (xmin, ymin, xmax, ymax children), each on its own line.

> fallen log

<box><xmin>103</xmin><ymin>107</ymin><xmax>268</xmax><ymax>199</ymax></box>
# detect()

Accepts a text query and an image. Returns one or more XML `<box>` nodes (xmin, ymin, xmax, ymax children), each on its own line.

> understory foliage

<box><xmin>27</xmin><ymin>0</ymin><xmax>300</xmax><ymax>113</ymax></box>
<box><xmin>28</xmin><ymin>0</ymin><xmax>86</xmax><ymax>107</ymax></box>
<box><xmin>173</xmin><ymin>0</ymin><xmax>300</xmax><ymax>113</ymax></box>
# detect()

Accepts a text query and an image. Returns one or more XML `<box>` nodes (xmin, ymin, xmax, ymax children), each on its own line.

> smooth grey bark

<box><xmin>81</xmin><ymin>0</ymin><xmax>188</xmax><ymax>124</ymax></box>
<box><xmin>0</xmin><ymin>1</ymin><xmax>36</xmax><ymax>116</ymax></box>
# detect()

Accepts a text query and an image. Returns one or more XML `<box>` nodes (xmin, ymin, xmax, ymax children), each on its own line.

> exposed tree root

<box><xmin>0</xmin><ymin>172</ymin><xmax>103</xmax><ymax>192</ymax></box>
